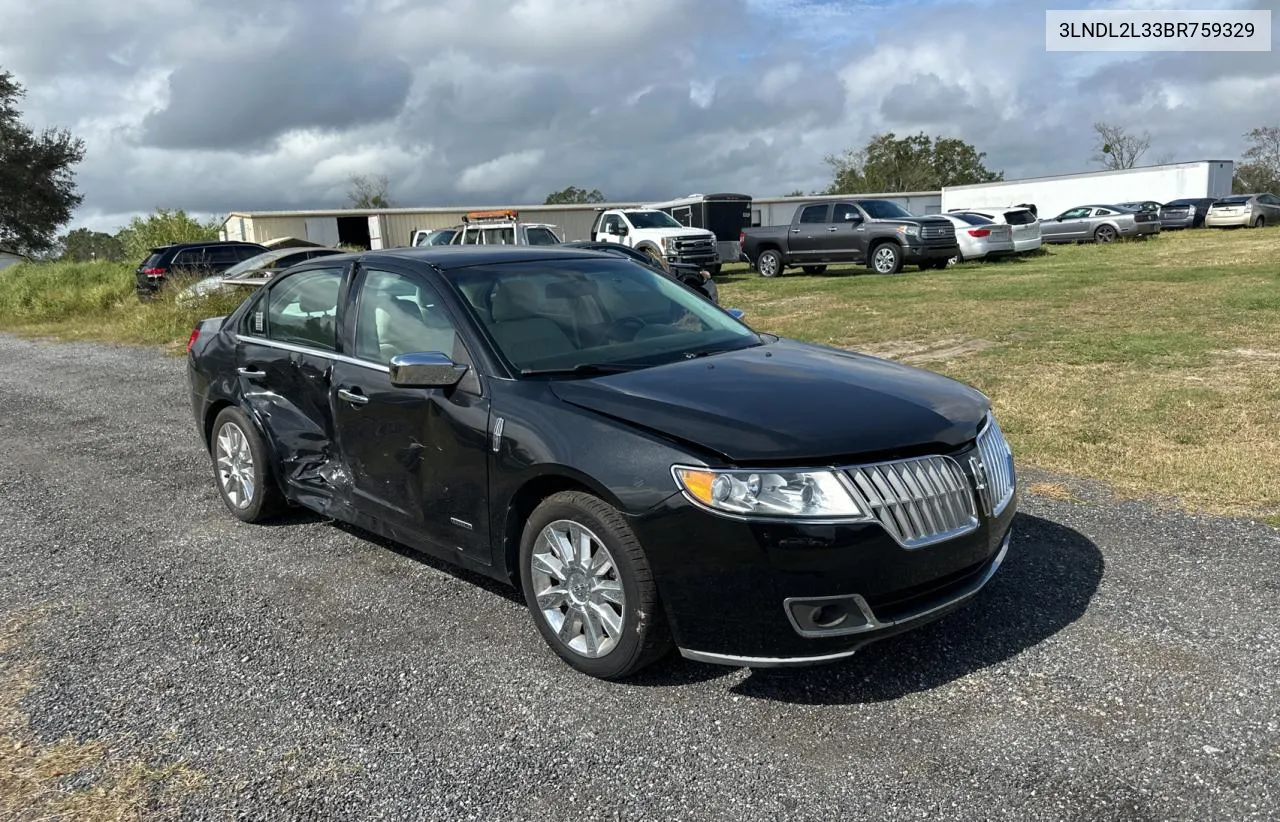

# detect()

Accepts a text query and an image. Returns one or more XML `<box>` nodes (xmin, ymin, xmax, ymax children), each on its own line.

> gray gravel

<box><xmin>1</xmin><ymin>331</ymin><xmax>1278</xmax><ymax>821</ymax></box>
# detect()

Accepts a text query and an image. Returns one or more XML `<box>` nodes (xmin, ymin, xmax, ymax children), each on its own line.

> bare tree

<box><xmin>1092</xmin><ymin>122</ymin><xmax>1151</xmax><ymax>170</ymax></box>
<box><xmin>346</xmin><ymin>173</ymin><xmax>392</xmax><ymax>209</ymax></box>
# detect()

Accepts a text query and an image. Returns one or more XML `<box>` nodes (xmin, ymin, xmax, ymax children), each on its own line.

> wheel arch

<box><xmin>500</xmin><ymin>469</ymin><xmax>627</xmax><ymax>588</ymax></box>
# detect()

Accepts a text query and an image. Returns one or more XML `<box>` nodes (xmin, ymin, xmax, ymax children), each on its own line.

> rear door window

<box><xmin>266</xmin><ymin>268</ymin><xmax>344</xmax><ymax>351</ymax></box>
<box><xmin>798</xmin><ymin>204</ymin><xmax>829</xmax><ymax>224</ymax></box>
<box><xmin>526</xmin><ymin>227</ymin><xmax>560</xmax><ymax>245</ymax></box>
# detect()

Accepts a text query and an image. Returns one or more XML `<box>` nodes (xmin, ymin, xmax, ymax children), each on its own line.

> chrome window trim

<box><xmin>235</xmin><ymin>334</ymin><xmax>390</xmax><ymax>373</ymax></box>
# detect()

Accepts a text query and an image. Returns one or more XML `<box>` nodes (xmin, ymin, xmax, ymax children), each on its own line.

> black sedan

<box><xmin>186</xmin><ymin>246</ymin><xmax>1017</xmax><ymax>679</ymax></box>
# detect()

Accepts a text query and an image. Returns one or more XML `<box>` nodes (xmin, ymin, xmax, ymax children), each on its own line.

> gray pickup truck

<box><xmin>739</xmin><ymin>199</ymin><xmax>960</xmax><ymax>276</ymax></box>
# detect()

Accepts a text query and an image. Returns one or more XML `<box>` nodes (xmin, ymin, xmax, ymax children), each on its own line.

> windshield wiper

<box><xmin>519</xmin><ymin>362</ymin><xmax>645</xmax><ymax>377</ymax></box>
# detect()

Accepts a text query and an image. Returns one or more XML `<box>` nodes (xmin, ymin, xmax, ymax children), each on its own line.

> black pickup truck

<box><xmin>739</xmin><ymin>199</ymin><xmax>960</xmax><ymax>276</ymax></box>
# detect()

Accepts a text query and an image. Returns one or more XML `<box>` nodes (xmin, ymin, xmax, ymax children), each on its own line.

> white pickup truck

<box><xmin>588</xmin><ymin>208</ymin><xmax>721</xmax><ymax>274</ymax></box>
<box><xmin>409</xmin><ymin>210</ymin><xmax>563</xmax><ymax>247</ymax></box>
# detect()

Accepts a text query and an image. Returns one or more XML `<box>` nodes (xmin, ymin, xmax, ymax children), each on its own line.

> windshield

<box><xmin>857</xmin><ymin>200</ymin><xmax>914</xmax><ymax>219</ymax></box>
<box><xmin>223</xmin><ymin>249</ymin><xmax>292</xmax><ymax>277</ymax></box>
<box><xmin>447</xmin><ymin>258</ymin><xmax>760</xmax><ymax>374</ymax></box>
<box><xmin>624</xmin><ymin>210</ymin><xmax>683</xmax><ymax>229</ymax></box>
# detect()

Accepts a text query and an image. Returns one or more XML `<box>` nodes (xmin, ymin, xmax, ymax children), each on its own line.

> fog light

<box><xmin>810</xmin><ymin>603</ymin><xmax>848</xmax><ymax>628</ymax></box>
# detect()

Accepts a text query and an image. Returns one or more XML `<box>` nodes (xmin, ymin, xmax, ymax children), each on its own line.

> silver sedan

<box><xmin>1204</xmin><ymin>193</ymin><xmax>1280</xmax><ymax>228</ymax></box>
<box><xmin>1039</xmin><ymin>205</ymin><xmax>1161</xmax><ymax>244</ymax></box>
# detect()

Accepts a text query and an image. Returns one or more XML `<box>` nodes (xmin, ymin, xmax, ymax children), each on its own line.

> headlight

<box><xmin>896</xmin><ymin>224</ymin><xmax>920</xmax><ymax>237</ymax></box>
<box><xmin>672</xmin><ymin>466</ymin><xmax>871</xmax><ymax>520</ymax></box>
<box><xmin>661</xmin><ymin>236</ymin><xmax>677</xmax><ymax>251</ymax></box>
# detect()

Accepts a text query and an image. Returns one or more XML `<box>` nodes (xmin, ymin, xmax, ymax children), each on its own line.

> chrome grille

<box><xmin>920</xmin><ymin>225</ymin><xmax>955</xmax><ymax>240</ymax></box>
<box><xmin>844</xmin><ymin>456</ymin><xmax>978</xmax><ymax>548</ymax></box>
<box><xmin>674</xmin><ymin>236</ymin><xmax>715</xmax><ymax>253</ymax></box>
<box><xmin>973</xmin><ymin>416</ymin><xmax>1015</xmax><ymax>517</ymax></box>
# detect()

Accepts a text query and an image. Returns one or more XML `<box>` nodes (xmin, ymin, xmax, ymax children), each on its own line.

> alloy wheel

<box><xmin>530</xmin><ymin>519</ymin><xmax>626</xmax><ymax>658</ymax></box>
<box><xmin>215</xmin><ymin>421</ymin><xmax>256</xmax><ymax>509</ymax></box>
<box><xmin>873</xmin><ymin>246</ymin><xmax>896</xmax><ymax>273</ymax></box>
<box><xmin>759</xmin><ymin>254</ymin><xmax>778</xmax><ymax>277</ymax></box>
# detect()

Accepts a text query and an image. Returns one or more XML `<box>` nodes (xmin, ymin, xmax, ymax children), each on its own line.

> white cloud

<box><xmin>457</xmin><ymin>150</ymin><xmax>547</xmax><ymax>193</ymax></box>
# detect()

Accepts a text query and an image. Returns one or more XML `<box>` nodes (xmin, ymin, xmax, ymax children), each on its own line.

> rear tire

<box><xmin>757</xmin><ymin>249</ymin><xmax>784</xmax><ymax>278</ymax></box>
<box><xmin>519</xmin><ymin>491</ymin><xmax>673</xmax><ymax>679</ymax></box>
<box><xmin>1254</xmin><ymin>216</ymin><xmax>1266</xmax><ymax>228</ymax></box>
<box><xmin>210</xmin><ymin>406</ymin><xmax>284</xmax><ymax>523</ymax></box>
<box><xmin>801</xmin><ymin>265</ymin><xmax>827</xmax><ymax>275</ymax></box>
<box><xmin>1094</xmin><ymin>225</ymin><xmax>1117</xmax><ymax>243</ymax></box>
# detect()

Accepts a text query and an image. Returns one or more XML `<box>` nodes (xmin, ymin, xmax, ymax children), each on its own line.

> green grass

<box><xmin>718</xmin><ymin>227</ymin><xmax>1280</xmax><ymax>519</ymax></box>
<box><xmin>0</xmin><ymin>261</ymin><xmax>247</xmax><ymax>351</ymax></box>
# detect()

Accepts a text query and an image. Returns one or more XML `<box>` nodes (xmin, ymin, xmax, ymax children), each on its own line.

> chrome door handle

<box><xmin>337</xmin><ymin>388</ymin><xmax>369</xmax><ymax>405</ymax></box>
<box><xmin>827</xmin><ymin>226</ymin><xmax>838</xmax><ymax>231</ymax></box>
<box><xmin>237</xmin><ymin>367</ymin><xmax>266</xmax><ymax>379</ymax></box>
<box><xmin>790</xmin><ymin>228</ymin><xmax>800</xmax><ymax>233</ymax></box>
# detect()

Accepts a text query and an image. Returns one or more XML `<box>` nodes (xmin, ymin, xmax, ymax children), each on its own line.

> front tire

<box><xmin>210</xmin><ymin>406</ymin><xmax>284</xmax><ymax>523</ymax></box>
<box><xmin>757</xmin><ymin>249</ymin><xmax>784</xmax><ymax>278</ymax></box>
<box><xmin>519</xmin><ymin>491</ymin><xmax>672</xmax><ymax>679</ymax></box>
<box><xmin>870</xmin><ymin>242</ymin><xmax>903</xmax><ymax>274</ymax></box>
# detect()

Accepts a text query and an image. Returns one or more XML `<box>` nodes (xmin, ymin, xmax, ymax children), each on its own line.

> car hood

<box><xmin>549</xmin><ymin>339</ymin><xmax>990</xmax><ymax>463</ymax></box>
<box><xmin>632</xmin><ymin>227</ymin><xmax>715</xmax><ymax>239</ymax></box>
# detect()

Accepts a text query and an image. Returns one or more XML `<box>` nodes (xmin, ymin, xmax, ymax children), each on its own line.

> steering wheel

<box><xmin>611</xmin><ymin>315</ymin><xmax>648</xmax><ymax>341</ymax></box>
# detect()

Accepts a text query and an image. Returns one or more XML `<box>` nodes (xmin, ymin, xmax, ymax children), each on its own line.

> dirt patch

<box><xmin>0</xmin><ymin>610</ymin><xmax>203</xmax><ymax>820</ymax></box>
<box><xmin>858</xmin><ymin>337</ymin><xmax>997</xmax><ymax>363</ymax></box>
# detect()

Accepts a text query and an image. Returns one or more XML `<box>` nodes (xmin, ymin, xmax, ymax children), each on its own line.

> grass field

<box><xmin>718</xmin><ymin>228</ymin><xmax>1280</xmax><ymax>521</ymax></box>
<box><xmin>1</xmin><ymin>228</ymin><xmax>1277</xmax><ymax>520</ymax></box>
<box><xmin>0</xmin><ymin>261</ymin><xmax>246</xmax><ymax>352</ymax></box>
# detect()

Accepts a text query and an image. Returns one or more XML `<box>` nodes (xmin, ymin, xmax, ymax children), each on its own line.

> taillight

<box><xmin>186</xmin><ymin>327</ymin><xmax>200</xmax><ymax>353</ymax></box>
<box><xmin>738</xmin><ymin>231</ymin><xmax>745</xmax><ymax>246</ymax></box>
<box><xmin>967</xmin><ymin>228</ymin><xmax>991</xmax><ymax>237</ymax></box>
<box><xmin>143</xmin><ymin>267</ymin><xmax>166</xmax><ymax>277</ymax></box>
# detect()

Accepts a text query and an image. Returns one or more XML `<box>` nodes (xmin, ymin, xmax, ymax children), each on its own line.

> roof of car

<box><xmin>366</xmin><ymin>245</ymin><xmax>619</xmax><ymax>269</ymax></box>
<box><xmin>151</xmin><ymin>240</ymin><xmax>265</xmax><ymax>252</ymax></box>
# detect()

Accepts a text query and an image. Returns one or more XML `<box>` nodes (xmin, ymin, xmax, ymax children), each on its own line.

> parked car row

<box><xmin>738</xmin><ymin>199</ymin><xmax>1037</xmax><ymax>277</ymax></box>
<box><xmin>137</xmin><ymin>213</ymin><xmax>724</xmax><ymax>308</ymax></box>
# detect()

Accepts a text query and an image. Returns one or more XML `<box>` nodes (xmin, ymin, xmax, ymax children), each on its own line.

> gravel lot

<box><xmin>1</xmin><ymin>332</ymin><xmax>1277</xmax><ymax>820</ymax></box>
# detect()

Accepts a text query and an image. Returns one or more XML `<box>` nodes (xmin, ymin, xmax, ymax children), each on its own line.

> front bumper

<box><xmin>902</xmin><ymin>241</ymin><xmax>960</xmax><ymax>263</ymax></box>
<box><xmin>630</xmin><ymin>456</ymin><xmax>1017</xmax><ymax>666</ymax></box>
<box><xmin>680</xmin><ymin>530</ymin><xmax>1011</xmax><ymax>667</ymax></box>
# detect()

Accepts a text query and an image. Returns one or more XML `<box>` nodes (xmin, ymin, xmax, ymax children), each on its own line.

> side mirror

<box><xmin>389</xmin><ymin>352</ymin><xmax>468</xmax><ymax>388</ymax></box>
<box><xmin>727</xmin><ymin>308</ymin><xmax>746</xmax><ymax>321</ymax></box>
<box><xmin>613</xmin><ymin>224</ymin><xmax>629</xmax><ymax>236</ymax></box>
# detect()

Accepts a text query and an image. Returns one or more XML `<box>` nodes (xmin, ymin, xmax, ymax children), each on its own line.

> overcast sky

<box><xmin>0</xmin><ymin>0</ymin><xmax>1275</xmax><ymax>234</ymax></box>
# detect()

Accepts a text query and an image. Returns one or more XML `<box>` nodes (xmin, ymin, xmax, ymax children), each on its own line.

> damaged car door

<box><xmin>329</xmin><ymin>264</ymin><xmax>492</xmax><ymax>563</ymax></box>
<box><xmin>236</xmin><ymin>266</ymin><xmax>346</xmax><ymax>508</ymax></box>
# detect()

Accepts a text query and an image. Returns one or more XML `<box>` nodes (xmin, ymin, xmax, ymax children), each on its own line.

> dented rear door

<box><xmin>235</xmin><ymin>267</ymin><xmax>348</xmax><ymax>512</ymax></box>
